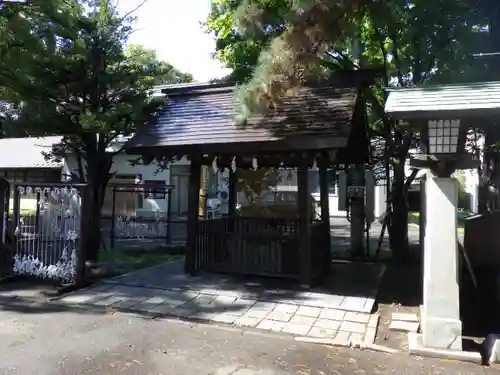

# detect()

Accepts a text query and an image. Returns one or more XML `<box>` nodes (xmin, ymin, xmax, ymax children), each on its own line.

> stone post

<box><xmin>422</xmin><ymin>172</ymin><xmax>462</xmax><ymax>350</ymax></box>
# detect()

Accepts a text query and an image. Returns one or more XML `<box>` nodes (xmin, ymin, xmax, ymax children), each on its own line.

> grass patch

<box><xmin>100</xmin><ymin>246</ymin><xmax>184</xmax><ymax>271</ymax></box>
<box><xmin>8</xmin><ymin>209</ymin><xmax>37</xmax><ymax>216</ymax></box>
<box><xmin>408</xmin><ymin>212</ymin><xmax>420</xmax><ymax>226</ymax></box>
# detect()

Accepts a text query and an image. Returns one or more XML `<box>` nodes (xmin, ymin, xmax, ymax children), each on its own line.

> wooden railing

<box><xmin>195</xmin><ymin>216</ymin><xmax>331</xmax><ymax>281</ymax></box>
<box><xmin>309</xmin><ymin>220</ymin><xmax>331</xmax><ymax>280</ymax></box>
<box><xmin>196</xmin><ymin>217</ymin><xmax>300</xmax><ymax>278</ymax></box>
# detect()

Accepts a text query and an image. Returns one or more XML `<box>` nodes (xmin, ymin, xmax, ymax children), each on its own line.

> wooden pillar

<box><xmin>185</xmin><ymin>157</ymin><xmax>202</xmax><ymax>274</ymax></box>
<box><xmin>298</xmin><ymin>158</ymin><xmax>311</xmax><ymax>286</ymax></box>
<box><xmin>198</xmin><ymin>166</ymin><xmax>208</xmax><ymax>218</ymax></box>
<box><xmin>319</xmin><ymin>164</ymin><xmax>330</xmax><ymax>224</ymax></box>
<box><xmin>12</xmin><ymin>185</ymin><xmax>20</xmax><ymax>251</ymax></box>
<box><xmin>76</xmin><ymin>185</ymin><xmax>90</xmax><ymax>285</ymax></box>
<box><xmin>0</xmin><ymin>178</ymin><xmax>9</xmax><ymax>244</ymax></box>
<box><xmin>228</xmin><ymin>168</ymin><xmax>237</xmax><ymax>217</ymax></box>
<box><xmin>319</xmin><ymin>162</ymin><xmax>331</xmax><ymax>274</ymax></box>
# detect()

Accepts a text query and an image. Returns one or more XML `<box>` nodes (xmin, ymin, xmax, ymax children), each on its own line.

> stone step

<box><xmin>389</xmin><ymin>319</ymin><xmax>420</xmax><ymax>333</ymax></box>
<box><xmin>391</xmin><ymin>312</ymin><xmax>419</xmax><ymax>322</ymax></box>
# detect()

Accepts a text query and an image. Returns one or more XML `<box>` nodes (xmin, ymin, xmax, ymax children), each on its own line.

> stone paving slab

<box><xmin>57</xmin><ymin>283</ymin><xmax>379</xmax><ymax>343</ymax></box>
<box><xmin>101</xmin><ymin>259</ymin><xmax>385</xmax><ymax>314</ymax></box>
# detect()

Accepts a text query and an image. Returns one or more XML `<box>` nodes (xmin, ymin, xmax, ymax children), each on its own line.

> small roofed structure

<box><xmin>126</xmin><ymin>72</ymin><xmax>373</xmax><ymax>286</ymax></box>
<box><xmin>385</xmin><ymin>81</ymin><xmax>500</xmax><ymax>119</ymax></box>
<box><xmin>0</xmin><ymin>136</ymin><xmax>64</xmax><ymax>183</ymax></box>
<box><xmin>385</xmin><ymin>81</ymin><xmax>500</xmax><ymax>351</ymax></box>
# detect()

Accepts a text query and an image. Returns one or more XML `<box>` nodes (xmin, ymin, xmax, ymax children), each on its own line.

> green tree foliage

<box><xmin>126</xmin><ymin>44</ymin><xmax>193</xmax><ymax>85</ymax></box>
<box><xmin>206</xmin><ymin>0</ymin><xmax>287</xmax><ymax>83</ymax></box>
<box><xmin>207</xmin><ymin>0</ymin><xmax>490</xmax><ymax>258</ymax></box>
<box><xmin>0</xmin><ymin>0</ymin><xmax>191</xmax><ymax>262</ymax></box>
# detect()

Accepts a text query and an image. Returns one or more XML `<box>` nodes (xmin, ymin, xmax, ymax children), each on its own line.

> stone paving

<box><xmin>99</xmin><ymin>259</ymin><xmax>384</xmax><ymax>314</ymax></box>
<box><xmin>57</xmin><ymin>282</ymin><xmax>380</xmax><ymax>344</ymax></box>
<box><xmin>56</xmin><ymin>259</ymin><xmax>384</xmax><ymax>344</ymax></box>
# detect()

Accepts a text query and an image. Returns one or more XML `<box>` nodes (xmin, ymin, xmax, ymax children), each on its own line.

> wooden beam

<box><xmin>185</xmin><ymin>157</ymin><xmax>202</xmax><ymax>275</ymax></box>
<box><xmin>319</xmin><ymin>165</ymin><xmax>330</xmax><ymax>223</ymax></box>
<box><xmin>228</xmin><ymin>168</ymin><xmax>237</xmax><ymax>217</ymax></box>
<box><xmin>198</xmin><ymin>166</ymin><xmax>209</xmax><ymax>218</ymax></box>
<box><xmin>127</xmin><ymin>136</ymin><xmax>349</xmax><ymax>159</ymax></box>
<box><xmin>0</xmin><ymin>178</ymin><xmax>9</xmax><ymax>244</ymax></box>
<box><xmin>297</xmin><ymin>156</ymin><xmax>311</xmax><ymax>286</ymax></box>
<box><xmin>319</xmin><ymin>162</ymin><xmax>331</xmax><ymax>275</ymax></box>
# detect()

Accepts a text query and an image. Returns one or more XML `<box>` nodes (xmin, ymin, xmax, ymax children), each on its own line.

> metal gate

<box><xmin>9</xmin><ymin>182</ymin><xmax>85</xmax><ymax>283</ymax></box>
<box><xmin>101</xmin><ymin>182</ymin><xmax>187</xmax><ymax>249</ymax></box>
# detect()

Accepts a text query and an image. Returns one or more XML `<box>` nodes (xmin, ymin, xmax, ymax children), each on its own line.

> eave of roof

<box><xmin>385</xmin><ymin>81</ymin><xmax>500</xmax><ymax>120</ymax></box>
<box><xmin>0</xmin><ymin>136</ymin><xmax>64</xmax><ymax>169</ymax></box>
<box><xmin>125</xmin><ymin>83</ymin><xmax>360</xmax><ymax>156</ymax></box>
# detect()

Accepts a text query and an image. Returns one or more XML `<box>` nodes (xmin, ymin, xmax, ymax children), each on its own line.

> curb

<box><xmin>364</xmin><ymin>314</ymin><xmax>379</xmax><ymax>345</ymax></box>
<box><xmin>408</xmin><ymin>332</ymin><xmax>483</xmax><ymax>365</ymax></box>
<box><xmin>294</xmin><ymin>336</ymin><xmax>400</xmax><ymax>354</ymax></box>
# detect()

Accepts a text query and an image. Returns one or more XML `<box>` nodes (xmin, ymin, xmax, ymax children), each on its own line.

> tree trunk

<box><xmin>388</xmin><ymin>160</ymin><xmax>410</xmax><ymax>261</ymax></box>
<box><xmin>84</xmin><ymin>181</ymin><xmax>102</xmax><ymax>262</ymax></box>
<box><xmin>82</xmin><ymin>160</ymin><xmax>110</xmax><ymax>263</ymax></box>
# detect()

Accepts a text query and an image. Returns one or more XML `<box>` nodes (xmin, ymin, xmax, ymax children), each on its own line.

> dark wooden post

<box><xmin>298</xmin><ymin>157</ymin><xmax>311</xmax><ymax>286</ymax></box>
<box><xmin>76</xmin><ymin>185</ymin><xmax>89</xmax><ymax>285</ymax></box>
<box><xmin>228</xmin><ymin>168</ymin><xmax>237</xmax><ymax>217</ymax></box>
<box><xmin>198</xmin><ymin>166</ymin><xmax>208</xmax><ymax>218</ymax></box>
<box><xmin>35</xmin><ymin>191</ymin><xmax>41</xmax><ymax>233</ymax></box>
<box><xmin>319</xmin><ymin>162</ymin><xmax>331</xmax><ymax>274</ymax></box>
<box><xmin>0</xmin><ymin>178</ymin><xmax>9</xmax><ymax>244</ymax></box>
<box><xmin>110</xmin><ymin>186</ymin><xmax>116</xmax><ymax>248</ymax></box>
<box><xmin>166</xmin><ymin>188</ymin><xmax>173</xmax><ymax>245</ymax></box>
<box><xmin>185</xmin><ymin>156</ymin><xmax>202</xmax><ymax>274</ymax></box>
<box><xmin>319</xmin><ymin>164</ymin><xmax>330</xmax><ymax>224</ymax></box>
<box><xmin>12</xmin><ymin>184</ymin><xmax>21</xmax><ymax>251</ymax></box>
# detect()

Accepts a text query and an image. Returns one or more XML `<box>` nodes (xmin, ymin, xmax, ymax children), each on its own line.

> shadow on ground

<box><xmin>0</xmin><ymin>259</ymin><xmax>385</xmax><ymax>321</ymax></box>
<box><xmin>102</xmin><ymin>259</ymin><xmax>384</xmax><ymax>309</ymax></box>
<box><xmin>461</xmin><ymin>265</ymin><xmax>500</xmax><ymax>339</ymax></box>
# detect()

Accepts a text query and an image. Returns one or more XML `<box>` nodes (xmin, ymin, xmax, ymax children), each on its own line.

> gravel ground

<box><xmin>0</xmin><ymin>285</ymin><xmax>499</xmax><ymax>375</ymax></box>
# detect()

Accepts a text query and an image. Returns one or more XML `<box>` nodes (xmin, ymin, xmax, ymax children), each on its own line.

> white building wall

<box><xmin>61</xmin><ymin>151</ymin><xmax>481</xmax><ymax>218</ymax></box>
<box><xmin>64</xmin><ymin>153</ymin><xmax>191</xmax><ymax>215</ymax></box>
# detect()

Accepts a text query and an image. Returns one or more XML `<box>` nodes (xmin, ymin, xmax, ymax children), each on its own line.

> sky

<box><xmin>117</xmin><ymin>0</ymin><xmax>231</xmax><ymax>82</ymax></box>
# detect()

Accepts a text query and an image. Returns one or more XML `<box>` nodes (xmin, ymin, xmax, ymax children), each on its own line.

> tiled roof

<box><xmin>385</xmin><ymin>81</ymin><xmax>500</xmax><ymax>119</ymax></box>
<box><xmin>126</xmin><ymin>83</ymin><xmax>359</xmax><ymax>154</ymax></box>
<box><xmin>0</xmin><ymin>136</ymin><xmax>64</xmax><ymax>169</ymax></box>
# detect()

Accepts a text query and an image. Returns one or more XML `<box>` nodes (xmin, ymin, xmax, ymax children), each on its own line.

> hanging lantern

<box><xmin>231</xmin><ymin>157</ymin><xmax>237</xmax><ymax>173</ymax></box>
<box><xmin>212</xmin><ymin>156</ymin><xmax>219</xmax><ymax>174</ymax></box>
<box><xmin>252</xmin><ymin>157</ymin><xmax>258</xmax><ymax>171</ymax></box>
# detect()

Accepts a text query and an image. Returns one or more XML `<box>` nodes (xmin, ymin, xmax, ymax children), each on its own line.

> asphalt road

<box><xmin>0</xmin><ymin>294</ymin><xmax>497</xmax><ymax>375</ymax></box>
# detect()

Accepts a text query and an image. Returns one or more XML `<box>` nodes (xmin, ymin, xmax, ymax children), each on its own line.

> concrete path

<box><xmin>57</xmin><ymin>260</ymin><xmax>385</xmax><ymax>344</ymax></box>
<box><xmin>329</xmin><ymin>217</ymin><xmax>420</xmax><ymax>258</ymax></box>
<box><xmin>0</xmin><ymin>292</ymin><xmax>497</xmax><ymax>375</ymax></box>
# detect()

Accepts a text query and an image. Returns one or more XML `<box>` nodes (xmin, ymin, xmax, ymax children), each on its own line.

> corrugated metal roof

<box><xmin>0</xmin><ymin>136</ymin><xmax>64</xmax><ymax>169</ymax></box>
<box><xmin>126</xmin><ymin>83</ymin><xmax>358</xmax><ymax>153</ymax></box>
<box><xmin>385</xmin><ymin>81</ymin><xmax>500</xmax><ymax>119</ymax></box>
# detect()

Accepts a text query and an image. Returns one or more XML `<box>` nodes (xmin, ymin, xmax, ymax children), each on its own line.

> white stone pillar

<box><xmin>422</xmin><ymin>173</ymin><xmax>462</xmax><ymax>350</ymax></box>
